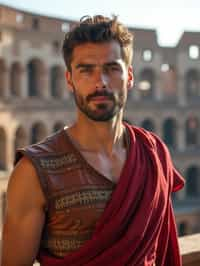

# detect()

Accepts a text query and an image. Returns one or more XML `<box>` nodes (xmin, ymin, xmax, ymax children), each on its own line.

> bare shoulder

<box><xmin>6</xmin><ymin>156</ymin><xmax>47</xmax><ymax>216</ymax></box>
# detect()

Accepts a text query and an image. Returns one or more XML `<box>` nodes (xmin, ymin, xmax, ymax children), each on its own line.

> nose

<box><xmin>95</xmin><ymin>69</ymin><xmax>108</xmax><ymax>90</ymax></box>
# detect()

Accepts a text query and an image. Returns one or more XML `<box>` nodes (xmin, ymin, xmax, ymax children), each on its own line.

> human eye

<box><xmin>105</xmin><ymin>64</ymin><xmax>121</xmax><ymax>73</ymax></box>
<box><xmin>79</xmin><ymin>66</ymin><xmax>93</xmax><ymax>73</ymax></box>
<box><xmin>111</xmin><ymin>65</ymin><xmax>121</xmax><ymax>71</ymax></box>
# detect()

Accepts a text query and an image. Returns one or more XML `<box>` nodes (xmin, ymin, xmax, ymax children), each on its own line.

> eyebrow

<box><xmin>75</xmin><ymin>63</ymin><xmax>95</xmax><ymax>69</ymax></box>
<box><xmin>75</xmin><ymin>61</ymin><xmax>122</xmax><ymax>69</ymax></box>
<box><xmin>104</xmin><ymin>61</ymin><xmax>121</xmax><ymax>67</ymax></box>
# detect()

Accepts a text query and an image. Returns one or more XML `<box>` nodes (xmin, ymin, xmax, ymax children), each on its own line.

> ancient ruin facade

<box><xmin>0</xmin><ymin>4</ymin><xmax>200</xmax><ymax>237</ymax></box>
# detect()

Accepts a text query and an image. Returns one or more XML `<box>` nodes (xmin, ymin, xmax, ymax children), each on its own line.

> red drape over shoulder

<box><xmin>39</xmin><ymin>124</ymin><xmax>184</xmax><ymax>266</ymax></box>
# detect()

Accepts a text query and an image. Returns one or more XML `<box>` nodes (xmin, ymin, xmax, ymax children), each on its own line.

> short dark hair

<box><xmin>62</xmin><ymin>15</ymin><xmax>134</xmax><ymax>71</ymax></box>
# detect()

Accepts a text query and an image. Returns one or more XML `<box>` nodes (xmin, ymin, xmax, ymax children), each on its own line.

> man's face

<box><xmin>66</xmin><ymin>41</ymin><xmax>133</xmax><ymax>122</ymax></box>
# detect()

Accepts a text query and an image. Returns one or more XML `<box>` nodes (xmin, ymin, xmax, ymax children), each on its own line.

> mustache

<box><xmin>86</xmin><ymin>90</ymin><xmax>114</xmax><ymax>102</ymax></box>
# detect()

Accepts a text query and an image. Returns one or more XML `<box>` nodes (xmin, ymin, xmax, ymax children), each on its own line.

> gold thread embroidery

<box><xmin>39</xmin><ymin>153</ymin><xmax>77</xmax><ymax>170</ymax></box>
<box><xmin>55</xmin><ymin>189</ymin><xmax>112</xmax><ymax>210</ymax></box>
<box><xmin>48</xmin><ymin>238</ymin><xmax>84</xmax><ymax>252</ymax></box>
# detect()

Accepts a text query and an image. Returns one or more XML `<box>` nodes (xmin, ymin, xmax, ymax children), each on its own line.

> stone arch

<box><xmin>163</xmin><ymin>118</ymin><xmax>177</xmax><ymax>149</ymax></box>
<box><xmin>185</xmin><ymin>166</ymin><xmax>200</xmax><ymax>198</ymax></box>
<box><xmin>138</xmin><ymin>68</ymin><xmax>155</xmax><ymax>99</ymax></box>
<box><xmin>30</xmin><ymin>122</ymin><xmax>47</xmax><ymax>144</ymax></box>
<box><xmin>0</xmin><ymin>127</ymin><xmax>6</xmax><ymax>170</ymax></box>
<box><xmin>14</xmin><ymin>126</ymin><xmax>28</xmax><ymax>151</ymax></box>
<box><xmin>27</xmin><ymin>58</ymin><xmax>46</xmax><ymax>97</ymax></box>
<box><xmin>185</xmin><ymin>116</ymin><xmax>199</xmax><ymax>147</ymax></box>
<box><xmin>0</xmin><ymin>58</ymin><xmax>7</xmax><ymax>97</ymax></box>
<box><xmin>53</xmin><ymin>121</ymin><xmax>65</xmax><ymax>133</ymax></box>
<box><xmin>50</xmin><ymin>66</ymin><xmax>65</xmax><ymax>98</ymax></box>
<box><xmin>185</xmin><ymin>69</ymin><xmax>200</xmax><ymax>98</ymax></box>
<box><xmin>141</xmin><ymin>118</ymin><xmax>155</xmax><ymax>132</ymax></box>
<box><xmin>10</xmin><ymin>62</ymin><xmax>23</xmax><ymax>97</ymax></box>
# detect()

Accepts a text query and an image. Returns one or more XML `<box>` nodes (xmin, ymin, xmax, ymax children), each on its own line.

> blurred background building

<box><xmin>0</xmin><ymin>4</ymin><xmax>200</xmax><ymax>239</ymax></box>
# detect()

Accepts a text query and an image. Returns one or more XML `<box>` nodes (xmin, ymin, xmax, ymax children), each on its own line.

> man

<box><xmin>1</xmin><ymin>15</ymin><xmax>184</xmax><ymax>266</ymax></box>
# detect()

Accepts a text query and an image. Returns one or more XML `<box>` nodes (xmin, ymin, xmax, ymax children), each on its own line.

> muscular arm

<box><xmin>1</xmin><ymin>157</ymin><xmax>47</xmax><ymax>266</ymax></box>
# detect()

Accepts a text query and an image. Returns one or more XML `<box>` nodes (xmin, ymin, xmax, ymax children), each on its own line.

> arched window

<box><xmin>0</xmin><ymin>127</ymin><xmax>6</xmax><ymax>170</ymax></box>
<box><xmin>50</xmin><ymin>66</ymin><xmax>65</xmax><ymax>98</ymax></box>
<box><xmin>141</xmin><ymin>119</ymin><xmax>155</xmax><ymax>132</ymax></box>
<box><xmin>0</xmin><ymin>58</ymin><xmax>7</xmax><ymax>97</ymax></box>
<box><xmin>185</xmin><ymin>116</ymin><xmax>199</xmax><ymax>147</ymax></box>
<box><xmin>185</xmin><ymin>69</ymin><xmax>199</xmax><ymax>98</ymax></box>
<box><xmin>138</xmin><ymin>68</ymin><xmax>155</xmax><ymax>99</ymax></box>
<box><xmin>27</xmin><ymin>59</ymin><xmax>45</xmax><ymax>97</ymax></box>
<box><xmin>53</xmin><ymin>122</ymin><xmax>65</xmax><ymax>133</ymax></box>
<box><xmin>10</xmin><ymin>62</ymin><xmax>22</xmax><ymax>97</ymax></box>
<box><xmin>163</xmin><ymin>118</ymin><xmax>177</xmax><ymax>149</ymax></box>
<box><xmin>178</xmin><ymin>222</ymin><xmax>188</xmax><ymax>237</ymax></box>
<box><xmin>161</xmin><ymin>64</ymin><xmax>177</xmax><ymax>100</ymax></box>
<box><xmin>14</xmin><ymin>126</ymin><xmax>27</xmax><ymax>152</ymax></box>
<box><xmin>31</xmin><ymin>122</ymin><xmax>47</xmax><ymax>144</ymax></box>
<box><xmin>185</xmin><ymin>166</ymin><xmax>199</xmax><ymax>198</ymax></box>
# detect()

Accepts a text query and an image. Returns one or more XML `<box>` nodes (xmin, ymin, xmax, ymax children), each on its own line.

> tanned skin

<box><xmin>1</xmin><ymin>157</ymin><xmax>46</xmax><ymax>266</ymax></box>
<box><xmin>1</xmin><ymin>41</ymin><xmax>133</xmax><ymax>265</ymax></box>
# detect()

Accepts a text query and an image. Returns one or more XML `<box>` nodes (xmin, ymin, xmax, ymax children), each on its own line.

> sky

<box><xmin>1</xmin><ymin>0</ymin><xmax>200</xmax><ymax>46</ymax></box>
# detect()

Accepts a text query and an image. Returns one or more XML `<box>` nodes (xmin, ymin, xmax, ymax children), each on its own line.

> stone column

<box><xmin>3</xmin><ymin>70</ymin><xmax>10</xmax><ymax>98</ymax></box>
<box><xmin>20</xmin><ymin>67</ymin><xmax>28</xmax><ymax>98</ymax></box>
<box><xmin>177</xmin><ymin>73</ymin><xmax>187</xmax><ymax>106</ymax></box>
<box><xmin>6</xmin><ymin>128</ymin><xmax>16</xmax><ymax>171</ymax></box>
<box><xmin>61</xmin><ymin>75</ymin><xmax>69</xmax><ymax>100</ymax></box>
<box><xmin>132</xmin><ymin>71</ymin><xmax>141</xmax><ymax>101</ymax></box>
<box><xmin>177</xmin><ymin>119</ymin><xmax>185</xmax><ymax>152</ymax></box>
<box><xmin>41</xmin><ymin>68</ymin><xmax>50</xmax><ymax>99</ymax></box>
<box><xmin>154</xmin><ymin>74</ymin><xmax>163</xmax><ymax>101</ymax></box>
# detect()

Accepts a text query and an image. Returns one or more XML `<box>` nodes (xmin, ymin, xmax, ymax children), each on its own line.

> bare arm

<box><xmin>1</xmin><ymin>157</ymin><xmax>47</xmax><ymax>266</ymax></box>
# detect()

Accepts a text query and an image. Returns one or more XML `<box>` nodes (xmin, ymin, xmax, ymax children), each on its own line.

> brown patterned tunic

<box><xmin>15</xmin><ymin>129</ymin><xmax>115</xmax><ymax>258</ymax></box>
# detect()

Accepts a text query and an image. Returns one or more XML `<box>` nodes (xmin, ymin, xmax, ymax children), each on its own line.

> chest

<box><xmin>81</xmin><ymin>149</ymin><xmax>127</xmax><ymax>183</ymax></box>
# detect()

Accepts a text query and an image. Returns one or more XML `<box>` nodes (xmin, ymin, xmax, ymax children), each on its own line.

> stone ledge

<box><xmin>179</xmin><ymin>233</ymin><xmax>200</xmax><ymax>266</ymax></box>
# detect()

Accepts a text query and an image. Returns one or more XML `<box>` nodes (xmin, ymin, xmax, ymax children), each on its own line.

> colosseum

<box><xmin>0</xmin><ymin>4</ymin><xmax>200</xmax><ymax>238</ymax></box>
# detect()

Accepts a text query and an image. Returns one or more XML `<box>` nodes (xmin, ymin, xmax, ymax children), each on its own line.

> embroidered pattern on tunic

<box><xmin>39</xmin><ymin>153</ymin><xmax>77</xmax><ymax>170</ymax></box>
<box><xmin>45</xmin><ymin>234</ymin><xmax>91</xmax><ymax>256</ymax></box>
<box><xmin>55</xmin><ymin>189</ymin><xmax>113</xmax><ymax>210</ymax></box>
<box><xmin>44</xmin><ymin>187</ymin><xmax>114</xmax><ymax>256</ymax></box>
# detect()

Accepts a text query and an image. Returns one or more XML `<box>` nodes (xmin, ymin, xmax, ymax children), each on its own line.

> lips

<box><xmin>87</xmin><ymin>91</ymin><xmax>114</xmax><ymax>102</ymax></box>
<box><xmin>91</xmin><ymin>96</ymin><xmax>110</xmax><ymax>101</ymax></box>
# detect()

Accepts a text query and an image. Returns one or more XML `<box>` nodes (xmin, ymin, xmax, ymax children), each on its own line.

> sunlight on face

<box><xmin>67</xmin><ymin>42</ymin><xmax>132</xmax><ymax>122</ymax></box>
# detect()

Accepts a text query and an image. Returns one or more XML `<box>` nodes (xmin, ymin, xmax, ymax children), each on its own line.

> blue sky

<box><xmin>1</xmin><ymin>0</ymin><xmax>200</xmax><ymax>46</ymax></box>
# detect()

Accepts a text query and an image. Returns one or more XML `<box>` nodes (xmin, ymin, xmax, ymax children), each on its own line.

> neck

<box><xmin>67</xmin><ymin>111</ymin><xmax>126</xmax><ymax>156</ymax></box>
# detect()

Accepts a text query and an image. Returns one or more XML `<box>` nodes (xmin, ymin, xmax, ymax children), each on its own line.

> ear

<box><xmin>65</xmin><ymin>71</ymin><xmax>74</xmax><ymax>93</ymax></box>
<box><xmin>127</xmin><ymin>66</ymin><xmax>134</xmax><ymax>90</ymax></box>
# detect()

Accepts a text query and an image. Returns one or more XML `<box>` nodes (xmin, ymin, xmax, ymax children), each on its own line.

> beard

<box><xmin>72</xmin><ymin>85</ymin><xmax>126</xmax><ymax>122</ymax></box>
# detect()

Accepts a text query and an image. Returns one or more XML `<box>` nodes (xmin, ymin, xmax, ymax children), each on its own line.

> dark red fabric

<box><xmin>38</xmin><ymin>124</ymin><xmax>184</xmax><ymax>266</ymax></box>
